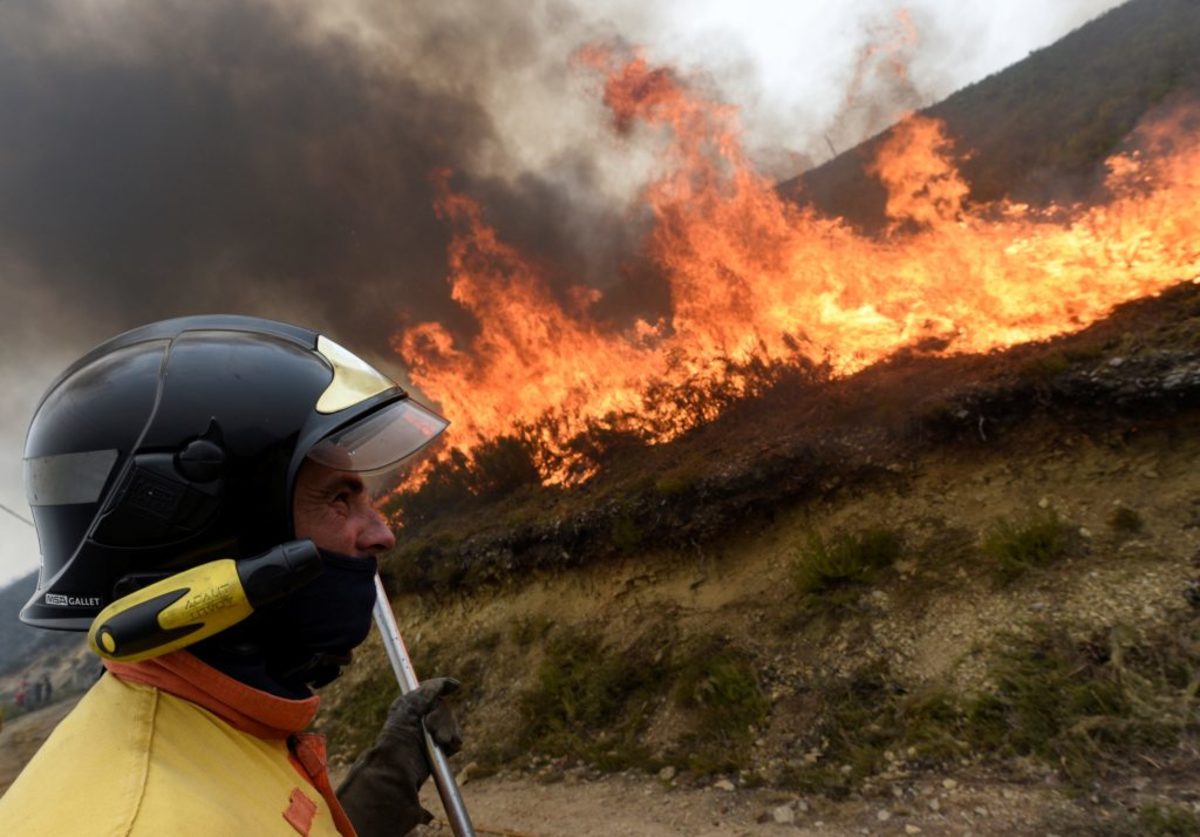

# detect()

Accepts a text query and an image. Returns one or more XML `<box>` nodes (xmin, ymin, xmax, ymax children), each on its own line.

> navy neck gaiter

<box><xmin>194</xmin><ymin>549</ymin><xmax>378</xmax><ymax>698</ymax></box>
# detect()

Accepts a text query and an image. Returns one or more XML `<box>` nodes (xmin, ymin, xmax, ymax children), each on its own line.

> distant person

<box><xmin>0</xmin><ymin>317</ymin><xmax>462</xmax><ymax>836</ymax></box>
<box><xmin>41</xmin><ymin>674</ymin><xmax>52</xmax><ymax>705</ymax></box>
<box><xmin>32</xmin><ymin>678</ymin><xmax>43</xmax><ymax>706</ymax></box>
<box><xmin>14</xmin><ymin>681</ymin><xmax>27</xmax><ymax>710</ymax></box>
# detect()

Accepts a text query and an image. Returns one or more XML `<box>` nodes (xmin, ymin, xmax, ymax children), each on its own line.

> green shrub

<box><xmin>321</xmin><ymin>667</ymin><xmax>398</xmax><ymax>762</ymax></box>
<box><xmin>673</xmin><ymin>643</ymin><xmax>769</xmax><ymax>775</ymax></box>
<box><xmin>791</xmin><ymin>527</ymin><xmax>903</xmax><ymax>600</ymax></box>
<box><xmin>1108</xmin><ymin>505</ymin><xmax>1145</xmax><ymax>535</ymax></box>
<box><xmin>509</xmin><ymin>614</ymin><xmax>554</xmax><ymax>647</ymax></box>
<box><xmin>780</xmin><ymin>621</ymin><xmax>1198</xmax><ymax>795</ymax></box>
<box><xmin>982</xmin><ymin>508</ymin><xmax>1079</xmax><ymax>582</ymax></box>
<box><xmin>1139</xmin><ymin>802</ymin><xmax>1200</xmax><ymax>836</ymax></box>
<box><xmin>471</xmin><ymin>435</ymin><xmax>543</xmax><ymax>499</ymax></box>
<box><xmin>654</xmin><ymin>472</ymin><xmax>698</xmax><ymax>497</ymax></box>
<box><xmin>962</xmin><ymin>625</ymin><xmax>1184</xmax><ymax>783</ymax></box>
<box><xmin>518</xmin><ymin>628</ymin><xmax>665</xmax><ymax>770</ymax></box>
<box><xmin>611</xmin><ymin>514</ymin><xmax>643</xmax><ymax>553</ymax></box>
<box><xmin>1019</xmin><ymin>351</ymin><xmax>1071</xmax><ymax>381</ymax></box>
<box><xmin>780</xmin><ymin>665</ymin><xmax>968</xmax><ymax>797</ymax></box>
<box><xmin>384</xmin><ymin>434</ymin><xmax>542</xmax><ymax>528</ymax></box>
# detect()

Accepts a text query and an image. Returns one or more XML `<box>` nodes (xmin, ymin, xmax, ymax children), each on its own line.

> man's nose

<box><xmin>358</xmin><ymin>507</ymin><xmax>397</xmax><ymax>555</ymax></box>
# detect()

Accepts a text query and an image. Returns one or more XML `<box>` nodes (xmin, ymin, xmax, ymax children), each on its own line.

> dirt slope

<box><xmin>322</xmin><ymin>395</ymin><xmax>1200</xmax><ymax>835</ymax></box>
<box><xmin>0</xmin><ymin>697</ymin><xmax>79</xmax><ymax>795</ymax></box>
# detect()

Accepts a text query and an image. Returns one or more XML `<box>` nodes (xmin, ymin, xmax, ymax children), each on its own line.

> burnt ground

<box><xmin>381</xmin><ymin>279</ymin><xmax>1200</xmax><ymax>595</ymax></box>
<box><xmin>309</xmin><ymin>279</ymin><xmax>1200</xmax><ymax>835</ymax></box>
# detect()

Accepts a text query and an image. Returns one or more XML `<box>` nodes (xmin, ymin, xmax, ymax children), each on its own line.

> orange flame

<box><xmin>394</xmin><ymin>51</ymin><xmax>1200</xmax><ymax>485</ymax></box>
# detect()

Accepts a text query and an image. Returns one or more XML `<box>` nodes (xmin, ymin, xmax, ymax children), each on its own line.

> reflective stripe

<box><xmin>24</xmin><ymin>449</ymin><xmax>118</xmax><ymax>506</ymax></box>
<box><xmin>314</xmin><ymin>335</ymin><xmax>396</xmax><ymax>414</ymax></box>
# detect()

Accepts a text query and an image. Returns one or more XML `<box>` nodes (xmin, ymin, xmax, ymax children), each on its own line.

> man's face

<box><xmin>292</xmin><ymin>458</ymin><xmax>397</xmax><ymax>557</ymax></box>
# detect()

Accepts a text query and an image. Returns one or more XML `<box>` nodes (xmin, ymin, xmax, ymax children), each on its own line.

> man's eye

<box><xmin>333</xmin><ymin>492</ymin><xmax>351</xmax><ymax>506</ymax></box>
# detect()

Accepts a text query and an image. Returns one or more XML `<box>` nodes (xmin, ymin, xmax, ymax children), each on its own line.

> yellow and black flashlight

<box><xmin>88</xmin><ymin>540</ymin><xmax>322</xmax><ymax>663</ymax></box>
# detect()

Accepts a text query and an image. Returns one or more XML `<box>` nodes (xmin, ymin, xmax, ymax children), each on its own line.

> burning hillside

<box><xmin>391</xmin><ymin>50</ymin><xmax>1200</xmax><ymax>491</ymax></box>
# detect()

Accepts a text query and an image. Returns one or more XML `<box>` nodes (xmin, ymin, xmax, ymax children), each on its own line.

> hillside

<box><xmin>0</xmin><ymin>572</ymin><xmax>91</xmax><ymax>725</ymax></box>
<box><xmin>0</xmin><ymin>573</ymin><xmax>84</xmax><ymax>677</ymax></box>
<box><xmin>308</xmin><ymin>2</ymin><xmax>1200</xmax><ymax>828</ymax></box>
<box><xmin>785</xmin><ymin>0</ymin><xmax>1200</xmax><ymax>231</ymax></box>
<box><xmin>313</xmin><ymin>282</ymin><xmax>1200</xmax><ymax>834</ymax></box>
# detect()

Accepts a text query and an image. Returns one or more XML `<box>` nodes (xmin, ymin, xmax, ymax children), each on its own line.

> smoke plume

<box><xmin>0</xmin><ymin>0</ymin><xmax>657</xmax><ymax>360</ymax></box>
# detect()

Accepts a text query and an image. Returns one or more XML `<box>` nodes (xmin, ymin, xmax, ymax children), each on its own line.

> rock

<box><xmin>713</xmin><ymin>779</ymin><xmax>736</xmax><ymax>792</ymax></box>
<box><xmin>906</xmin><ymin>826</ymin><xmax>923</xmax><ymax>835</ymax></box>
<box><xmin>942</xmin><ymin>778</ymin><xmax>958</xmax><ymax>790</ymax></box>
<box><xmin>877</xmin><ymin>809</ymin><xmax>892</xmax><ymax>822</ymax></box>
<box><xmin>772</xmin><ymin>805</ymin><xmax>796</xmax><ymax>825</ymax></box>
<box><xmin>658</xmin><ymin>766</ymin><xmax>677</xmax><ymax>782</ymax></box>
<box><xmin>929</xmin><ymin>799</ymin><xmax>941</xmax><ymax>812</ymax></box>
<box><xmin>795</xmin><ymin>799</ymin><xmax>810</xmax><ymax>813</ymax></box>
<box><xmin>456</xmin><ymin>761</ymin><xmax>479</xmax><ymax>785</ymax></box>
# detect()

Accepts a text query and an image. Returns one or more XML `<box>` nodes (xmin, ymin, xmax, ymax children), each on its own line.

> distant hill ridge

<box><xmin>785</xmin><ymin>0</ymin><xmax>1200</xmax><ymax>230</ymax></box>
<box><xmin>0</xmin><ymin>571</ymin><xmax>83</xmax><ymax>677</ymax></box>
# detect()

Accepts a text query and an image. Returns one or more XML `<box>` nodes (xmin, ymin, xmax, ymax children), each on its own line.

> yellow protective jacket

<box><xmin>0</xmin><ymin>652</ymin><xmax>356</xmax><ymax>836</ymax></box>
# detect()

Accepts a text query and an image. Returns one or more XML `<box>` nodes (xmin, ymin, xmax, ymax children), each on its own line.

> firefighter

<box><xmin>0</xmin><ymin>316</ymin><xmax>460</xmax><ymax>836</ymax></box>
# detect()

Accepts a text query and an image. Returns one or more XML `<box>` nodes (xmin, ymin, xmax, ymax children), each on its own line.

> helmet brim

<box><xmin>305</xmin><ymin>398</ymin><xmax>448</xmax><ymax>476</ymax></box>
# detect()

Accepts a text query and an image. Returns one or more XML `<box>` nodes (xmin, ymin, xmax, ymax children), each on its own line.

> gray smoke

<box><xmin>0</xmin><ymin>0</ymin><xmax>655</xmax><ymax>358</ymax></box>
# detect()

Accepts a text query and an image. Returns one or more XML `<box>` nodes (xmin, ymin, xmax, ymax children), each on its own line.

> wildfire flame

<box><xmin>393</xmin><ymin>50</ymin><xmax>1200</xmax><ymax>486</ymax></box>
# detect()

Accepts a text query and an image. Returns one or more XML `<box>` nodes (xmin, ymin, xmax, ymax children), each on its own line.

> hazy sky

<box><xmin>0</xmin><ymin>0</ymin><xmax>1125</xmax><ymax>587</ymax></box>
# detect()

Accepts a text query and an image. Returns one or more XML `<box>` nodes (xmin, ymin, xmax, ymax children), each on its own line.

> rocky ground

<box><xmin>416</xmin><ymin>771</ymin><xmax>1123</xmax><ymax>836</ymax></box>
<box><xmin>0</xmin><ymin>696</ymin><xmax>78</xmax><ymax>795</ymax></box>
<box><xmin>329</xmin><ymin>399</ymin><xmax>1200</xmax><ymax>836</ymax></box>
<box><xmin>325</xmin><ymin>282</ymin><xmax>1200</xmax><ymax>835</ymax></box>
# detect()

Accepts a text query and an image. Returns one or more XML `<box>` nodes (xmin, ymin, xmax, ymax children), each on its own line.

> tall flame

<box><xmin>394</xmin><ymin>50</ymin><xmax>1200</xmax><ymax>485</ymax></box>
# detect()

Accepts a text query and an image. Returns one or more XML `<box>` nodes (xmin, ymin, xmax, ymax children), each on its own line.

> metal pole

<box><xmin>372</xmin><ymin>574</ymin><xmax>476</xmax><ymax>837</ymax></box>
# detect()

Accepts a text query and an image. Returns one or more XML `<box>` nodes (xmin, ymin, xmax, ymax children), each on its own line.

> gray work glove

<box><xmin>336</xmin><ymin>677</ymin><xmax>463</xmax><ymax>837</ymax></box>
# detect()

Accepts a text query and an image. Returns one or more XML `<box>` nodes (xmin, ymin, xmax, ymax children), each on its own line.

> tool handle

<box><xmin>88</xmin><ymin>542</ymin><xmax>322</xmax><ymax>663</ymax></box>
<box><xmin>90</xmin><ymin>559</ymin><xmax>249</xmax><ymax>661</ymax></box>
<box><xmin>372</xmin><ymin>575</ymin><xmax>476</xmax><ymax>837</ymax></box>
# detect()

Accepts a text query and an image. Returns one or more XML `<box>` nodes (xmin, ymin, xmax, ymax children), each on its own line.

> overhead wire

<box><xmin>0</xmin><ymin>502</ymin><xmax>33</xmax><ymax>527</ymax></box>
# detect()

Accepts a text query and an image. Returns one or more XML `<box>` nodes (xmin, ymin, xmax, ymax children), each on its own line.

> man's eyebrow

<box><xmin>323</xmin><ymin>474</ymin><xmax>365</xmax><ymax>495</ymax></box>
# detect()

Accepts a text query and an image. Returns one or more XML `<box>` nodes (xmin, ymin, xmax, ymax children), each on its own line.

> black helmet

<box><xmin>21</xmin><ymin>315</ymin><xmax>447</xmax><ymax>630</ymax></box>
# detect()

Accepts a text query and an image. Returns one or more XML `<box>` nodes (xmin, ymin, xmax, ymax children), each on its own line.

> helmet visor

<box><xmin>306</xmin><ymin>399</ymin><xmax>448</xmax><ymax>477</ymax></box>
